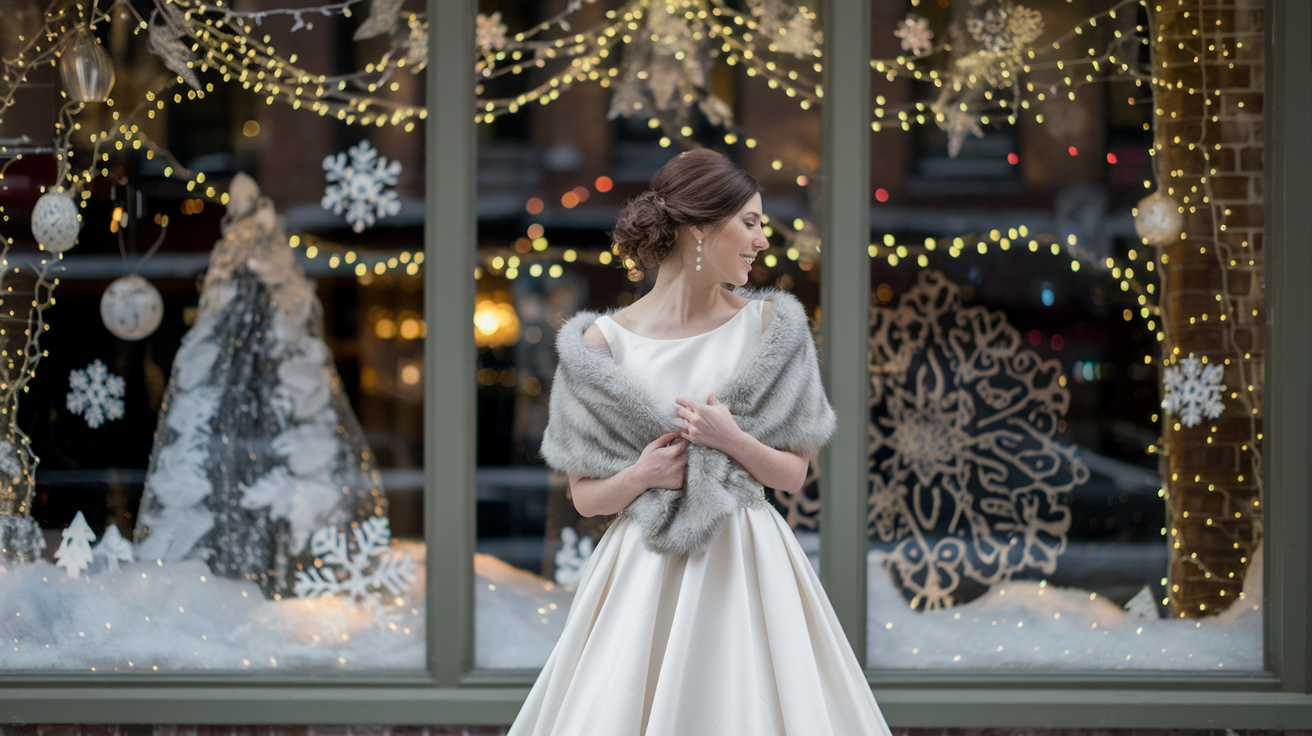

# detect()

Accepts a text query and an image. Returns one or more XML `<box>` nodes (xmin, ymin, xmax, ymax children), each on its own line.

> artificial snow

<box><xmin>866</xmin><ymin>545</ymin><xmax>1262</xmax><ymax>671</ymax></box>
<box><xmin>0</xmin><ymin>537</ymin><xmax>1263</xmax><ymax>673</ymax></box>
<box><xmin>474</xmin><ymin>552</ymin><xmax>576</xmax><ymax>670</ymax></box>
<box><xmin>0</xmin><ymin>541</ymin><xmax>427</xmax><ymax>671</ymax></box>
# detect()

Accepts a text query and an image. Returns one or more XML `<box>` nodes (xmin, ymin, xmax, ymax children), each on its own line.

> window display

<box><xmin>0</xmin><ymin>0</ymin><xmax>427</xmax><ymax>671</ymax></box>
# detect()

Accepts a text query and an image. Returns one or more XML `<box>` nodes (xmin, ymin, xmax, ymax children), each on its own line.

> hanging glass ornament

<box><xmin>59</xmin><ymin>26</ymin><xmax>115</xmax><ymax>103</ymax></box>
<box><xmin>30</xmin><ymin>191</ymin><xmax>80</xmax><ymax>252</ymax></box>
<box><xmin>100</xmin><ymin>274</ymin><xmax>163</xmax><ymax>341</ymax></box>
<box><xmin>1134</xmin><ymin>191</ymin><xmax>1184</xmax><ymax>246</ymax></box>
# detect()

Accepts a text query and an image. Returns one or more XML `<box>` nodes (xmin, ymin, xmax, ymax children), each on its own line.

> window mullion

<box><xmin>425</xmin><ymin>0</ymin><xmax>478</xmax><ymax>687</ymax></box>
<box><xmin>819</xmin><ymin>0</ymin><xmax>872</xmax><ymax>663</ymax></box>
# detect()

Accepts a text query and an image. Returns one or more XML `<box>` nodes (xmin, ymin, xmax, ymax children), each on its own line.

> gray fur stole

<box><xmin>540</xmin><ymin>288</ymin><xmax>835</xmax><ymax>556</ymax></box>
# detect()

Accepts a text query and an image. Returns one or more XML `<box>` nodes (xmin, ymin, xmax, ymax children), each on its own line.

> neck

<box><xmin>642</xmin><ymin>248</ymin><xmax>734</xmax><ymax>327</ymax></box>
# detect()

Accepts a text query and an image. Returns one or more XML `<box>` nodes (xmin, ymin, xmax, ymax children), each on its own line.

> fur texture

<box><xmin>540</xmin><ymin>288</ymin><xmax>835</xmax><ymax>555</ymax></box>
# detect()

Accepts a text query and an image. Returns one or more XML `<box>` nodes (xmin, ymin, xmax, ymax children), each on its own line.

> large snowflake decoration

<box><xmin>1163</xmin><ymin>354</ymin><xmax>1225</xmax><ymax>428</ymax></box>
<box><xmin>293</xmin><ymin>516</ymin><xmax>418</xmax><ymax>608</ymax></box>
<box><xmin>868</xmin><ymin>271</ymin><xmax>1087</xmax><ymax>611</ymax></box>
<box><xmin>895</xmin><ymin>15</ymin><xmax>934</xmax><ymax>56</ymax></box>
<box><xmin>66</xmin><ymin>359</ymin><xmax>125</xmax><ymax>429</ymax></box>
<box><xmin>321</xmin><ymin>140</ymin><xmax>403</xmax><ymax>233</ymax></box>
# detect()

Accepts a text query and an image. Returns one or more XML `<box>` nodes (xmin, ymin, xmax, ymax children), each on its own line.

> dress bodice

<box><xmin>594</xmin><ymin>299</ymin><xmax>764</xmax><ymax>421</ymax></box>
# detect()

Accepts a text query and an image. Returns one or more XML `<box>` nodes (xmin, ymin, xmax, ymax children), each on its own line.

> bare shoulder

<box><xmin>761</xmin><ymin>299</ymin><xmax>775</xmax><ymax>332</ymax></box>
<box><xmin>583</xmin><ymin>322</ymin><xmax>611</xmax><ymax>355</ymax></box>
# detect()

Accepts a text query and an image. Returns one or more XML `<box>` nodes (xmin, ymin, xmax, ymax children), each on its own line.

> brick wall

<box><xmin>1152</xmin><ymin>0</ymin><xmax>1264</xmax><ymax>618</ymax></box>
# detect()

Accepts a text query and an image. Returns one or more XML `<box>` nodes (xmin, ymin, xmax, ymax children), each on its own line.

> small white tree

<box><xmin>93</xmin><ymin>524</ymin><xmax>134</xmax><ymax>573</ymax></box>
<box><xmin>55</xmin><ymin>511</ymin><xmax>96</xmax><ymax>578</ymax></box>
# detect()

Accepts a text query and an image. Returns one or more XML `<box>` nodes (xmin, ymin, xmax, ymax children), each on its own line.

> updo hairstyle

<box><xmin>611</xmin><ymin>149</ymin><xmax>760</xmax><ymax>270</ymax></box>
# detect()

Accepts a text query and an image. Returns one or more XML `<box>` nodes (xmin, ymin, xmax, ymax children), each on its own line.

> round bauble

<box><xmin>31</xmin><ymin>191</ymin><xmax>80</xmax><ymax>253</ymax></box>
<box><xmin>101</xmin><ymin>274</ymin><xmax>163</xmax><ymax>341</ymax></box>
<box><xmin>1134</xmin><ymin>191</ymin><xmax>1184</xmax><ymax>246</ymax></box>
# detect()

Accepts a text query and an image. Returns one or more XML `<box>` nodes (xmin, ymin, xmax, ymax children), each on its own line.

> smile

<box><xmin>740</xmin><ymin>255</ymin><xmax>755</xmax><ymax>266</ymax></box>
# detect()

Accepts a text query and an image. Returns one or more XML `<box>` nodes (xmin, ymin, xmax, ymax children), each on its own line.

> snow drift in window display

<box><xmin>866</xmin><ymin>543</ymin><xmax>1262</xmax><ymax>671</ymax></box>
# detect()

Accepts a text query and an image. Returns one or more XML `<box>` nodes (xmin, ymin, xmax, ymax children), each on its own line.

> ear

<box><xmin>689</xmin><ymin>224</ymin><xmax>705</xmax><ymax>243</ymax></box>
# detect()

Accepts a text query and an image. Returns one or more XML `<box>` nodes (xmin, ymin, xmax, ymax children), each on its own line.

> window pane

<box><xmin>865</xmin><ymin>0</ymin><xmax>1262</xmax><ymax>670</ymax></box>
<box><xmin>0</xmin><ymin>6</ymin><xmax>426</xmax><ymax>671</ymax></box>
<box><xmin>472</xmin><ymin>0</ymin><xmax>822</xmax><ymax>669</ymax></box>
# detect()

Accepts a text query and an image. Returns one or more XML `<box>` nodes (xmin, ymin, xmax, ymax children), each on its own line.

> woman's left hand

<box><xmin>674</xmin><ymin>393</ymin><xmax>744</xmax><ymax>453</ymax></box>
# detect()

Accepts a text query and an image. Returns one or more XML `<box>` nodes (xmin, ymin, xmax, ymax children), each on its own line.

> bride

<box><xmin>509</xmin><ymin>149</ymin><xmax>891</xmax><ymax>735</ymax></box>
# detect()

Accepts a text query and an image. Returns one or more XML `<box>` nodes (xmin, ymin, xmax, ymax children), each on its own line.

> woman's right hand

<box><xmin>630</xmin><ymin>431</ymin><xmax>687</xmax><ymax>490</ymax></box>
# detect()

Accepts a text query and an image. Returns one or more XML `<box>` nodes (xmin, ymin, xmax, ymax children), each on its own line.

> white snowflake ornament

<box><xmin>1163</xmin><ymin>354</ymin><xmax>1225</xmax><ymax>428</ymax></box>
<box><xmin>101</xmin><ymin>274</ymin><xmax>164</xmax><ymax>340</ymax></box>
<box><xmin>31</xmin><ymin>191</ymin><xmax>80</xmax><ymax>253</ymax></box>
<box><xmin>67</xmin><ymin>359</ymin><xmax>126</xmax><ymax>429</ymax></box>
<box><xmin>894</xmin><ymin>15</ymin><xmax>934</xmax><ymax>56</ymax></box>
<box><xmin>321</xmin><ymin>140</ymin><xmax>402</xmax><ymax>233</ymax></box>
<box><xmin>475</xmin><ymin>12</ymin><xmax>508</xmax><ymax>53</ymax></box>
<box><xmin>293</xmin><ymin>517</ymin><xmax>417</xmax><ymax>607</ymax></box>
<box><xmin>55</xmin><ymin>511</ymin><xmax>96</xmax><ymax>578</ymax></box>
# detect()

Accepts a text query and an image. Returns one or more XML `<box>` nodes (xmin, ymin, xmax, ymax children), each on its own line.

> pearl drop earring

<box><xmin>696</xmin><ymin>237</ymin><xmax>703</xmax><ymax>268</ymax></box>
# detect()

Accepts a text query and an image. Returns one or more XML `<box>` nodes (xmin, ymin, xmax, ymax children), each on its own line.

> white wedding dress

<box><xmin>509</xmin><ymin>300</ymin><xmax>891</xmax><ymax>736</ymax></box>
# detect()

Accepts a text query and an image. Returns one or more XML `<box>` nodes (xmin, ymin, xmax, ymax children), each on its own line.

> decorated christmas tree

<box><xmin>134</xmin><ymin>173</ymin><xmax>388</xmax><ymax>598</ymax></box>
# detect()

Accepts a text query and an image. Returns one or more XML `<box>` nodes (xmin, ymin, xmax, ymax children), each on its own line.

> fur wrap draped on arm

<box><xmin>540</xmin><ymin>289</ymin><xmax>835</xmax><ymax>556</ymax></box>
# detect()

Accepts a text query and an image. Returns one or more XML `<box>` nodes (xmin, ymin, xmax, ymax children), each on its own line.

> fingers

<box><xmin>706</xmin><ymin>392</ymin><xmax>719</xmax><ymax>406</ymax></box>
<box><xmin>647</xmin><ymin>431</ymin><xmax>682</xmax><ymax>450</ymax></box>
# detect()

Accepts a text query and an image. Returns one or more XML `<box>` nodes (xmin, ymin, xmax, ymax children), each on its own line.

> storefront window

<box><xmin>0</xmin><ymin>0</ymin><xmax>426</xmax><ymax>671</ymax></box>
<box><xmin>862</xmin><ymin>0</ymin><xmax>1262</xmax><ymax>670</ymax></box>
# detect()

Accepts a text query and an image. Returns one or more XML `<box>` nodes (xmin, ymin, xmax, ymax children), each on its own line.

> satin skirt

<box><xmin>508</xmin><ymin>505</ymin><xmax>891</xmax><ymax>736</ymax></box>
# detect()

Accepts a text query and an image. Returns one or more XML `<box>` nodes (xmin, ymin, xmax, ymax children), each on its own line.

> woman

<box><xmin>510</xmin><ymin>149</ymin><xmax>890</xmax><ymax>735</ymax></box>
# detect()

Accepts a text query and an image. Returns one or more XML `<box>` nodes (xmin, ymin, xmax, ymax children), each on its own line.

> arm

<box><xmin>674</xmin><ymin>393</ymin><xmax>810</xmax><ymax>493</ymax></box>
<box><xmin>567</xmin><ymin>324</ymin><xmax>687</xmax><ymax>517</ymax></box>
<box><xmin>569</xmin><ymin>432</ymin><xmax>687</xmax><ymax>517</ymax></box>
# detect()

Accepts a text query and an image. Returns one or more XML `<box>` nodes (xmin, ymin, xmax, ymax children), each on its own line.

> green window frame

<box><xmin>2</xmin><ymin>0</ymin><xmax>1309</xmax><ymax>727</ymax></box>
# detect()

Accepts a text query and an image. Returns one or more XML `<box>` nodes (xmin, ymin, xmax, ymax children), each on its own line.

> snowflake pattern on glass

<box><xmin>868</xmin><ymin>270</ymin><xmax>1086</xmax><ymax>610</ymax></box>
<box><xmin>1163</xmin><ymin>354</ymin><xmax>1225</xmax><ymax>428</ymax></box>
<box><xmin>66</xmin><ymin>359</ymin><xmax>125</xmax><ymax>429</ymax></box>
<box><xmin>894</xmin><ymin>14</ymin><xmax>934</xmax><ymax>56</ymax></box>
<box><xmin>321</xmin><ymin>140</ymin><xmax>402</xmax><ymax>233</ymax></box>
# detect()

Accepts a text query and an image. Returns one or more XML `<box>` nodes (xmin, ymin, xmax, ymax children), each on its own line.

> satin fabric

<box><xmin>510</xmin><ymin>299</ymin><xmax>891</xmax><ymax>735</ymax></box>
<box><xmin>508</xmin><ymin>506</ymin><xmax>892</xmax><ymax>735</ymax></box>
<box><xmin>593</xmin><ymin>299</ymin><xmax>763</xmax><ymax>420</ymax></box>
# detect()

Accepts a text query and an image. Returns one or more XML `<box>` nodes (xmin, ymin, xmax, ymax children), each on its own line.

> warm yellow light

<box><xmin>375</xmin><ymin>319</ymin><xmax>397</xmax><ymax>339</ymax></box>
<box><xmin>242</xmin><ymin>120</ymin><xmax>260</xmax><ymax>137</ymax></box>
<box><xmin>473</xmin><ymin>294</ymin><xmax>521</xmax><ymax>347</ymax></box>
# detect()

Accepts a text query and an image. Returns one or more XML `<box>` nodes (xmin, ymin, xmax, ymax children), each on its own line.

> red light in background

<box><xmin>875</xmin><ymin>188</ymin><xmax>889</xmax><ymax>202</ymax></box>
<box><xmin>526</xmin><ymin>197</ymin><xmax>544</xmax><ymax>215</ymax></box>
<box><xmin>1007</xmin><ymin>153</ymin><xmax>1019</xmax><ymax>165</ymax></box>
<box><xmin>573</xmin><ymin>186</ymin><xmax>591</xmax><ymax>202</ymax></box>
<box><xmin>1068</xmin><ymin>146</ymin><xmax>1079</xmax><ymax>157</ymax></box>
<box><xmin>1050</xmin><ymin>334</ymin><xmax>1065</xmax><ymax>351</ymax></box>
<box><xmin>1029</xmin><ymin>329</ymin><xmax>1042</xmax><ymax>346</ymax></box>
<box><xmin>594</xmin><ymin>176</ymin><xmax>614</xmax><ymax>192</ymax></box>
<box><xmin>1107</xmin><ymin>153</ymin><xmax>1119</xmax><ymax>164</ymax></box>
<box><xmin>561</xmin><ymin>192</ymin><xmax>580</xmax><ymax>209</ymax></box>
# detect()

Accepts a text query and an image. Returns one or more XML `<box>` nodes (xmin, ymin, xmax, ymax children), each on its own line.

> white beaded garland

<box><xmin>100</xmin><ymin>274</ymin><xmax>164</xmax><ymax>341</ymax></box>
<box><xmin>31</xmin><ymin>191</ymin><xmax>80</xmax><ymax>253</ymax></box>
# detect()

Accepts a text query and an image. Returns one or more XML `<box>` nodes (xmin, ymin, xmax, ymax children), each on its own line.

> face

<box><xmin>693</xmin><ymin>193</ymin><xmax>767</xmax><ymax>286</ymax></box>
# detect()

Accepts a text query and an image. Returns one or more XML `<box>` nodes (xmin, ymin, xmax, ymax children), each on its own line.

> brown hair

<box><xmin>611</xmin><ymin>149</ymin><xmax>760</xmax><ymax>270</ymax></box>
